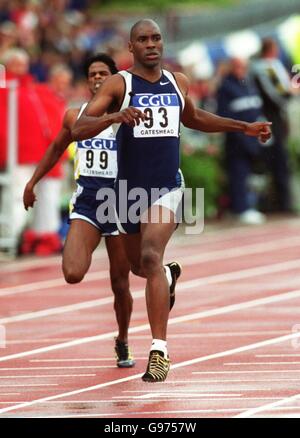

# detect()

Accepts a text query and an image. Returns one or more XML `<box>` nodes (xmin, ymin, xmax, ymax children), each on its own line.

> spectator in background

<box><xmin>29</xmin><ymin>63</ymin><xmax>73</xmax><ymax>255</ymax></box>
<box><xmin>48</xmin><ymin>63</ymin><xmax>73</xmax><ymax>101</ymax></box>
<box><xmin>0</xmin><ymin>0</ymin><xmax>125</xmax><ymax>84</ymax></box>
<box><xmin>251</xmin><ymin>38</ymin><xmax>294</xmax><ymax>212</ymax></box>
<box><xmin>0</xmin><ymin>20</ymin><xmax>18</xmax><ymax>59</ymax></box>
<box><xmin>217</xmin><ymin>57</ymin><xmax>267</xmax><ymax>225</ymax></box>
<box><xmin>0</xmin><ymin>48</ymin><xmax>40</xmax><ymax>244</ymax></box>
<box><xmin>0</xmin><ymin>48</ymin><xmax>69</xmax><ymax>255</ymax></box>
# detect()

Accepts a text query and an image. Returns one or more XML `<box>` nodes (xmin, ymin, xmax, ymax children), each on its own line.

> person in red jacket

<box><xmin>0</xmin><ymin>48</ymin><xmax>70</xmax><ymax>255</ymax></box>
<box><xmin>26</xmin><ymin>65</ymin><xmax>73</xmax><ymax>255</ymax></box>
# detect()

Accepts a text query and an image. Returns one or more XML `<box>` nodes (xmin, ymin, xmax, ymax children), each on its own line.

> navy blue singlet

<box><xmin>113</xmin><ymin>70</ymin><xmax>185</xmax><ymax>193</ymax></box>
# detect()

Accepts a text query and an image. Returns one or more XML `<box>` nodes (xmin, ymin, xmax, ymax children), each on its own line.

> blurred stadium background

<box><xmin>1</xmin><ymin>0</ymin><xmax>300</xmax><ymax>257</ymax></box>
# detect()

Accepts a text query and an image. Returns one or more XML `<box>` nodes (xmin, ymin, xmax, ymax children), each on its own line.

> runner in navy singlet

<box><xmin>72</xmin><ymin>19</ymin><xmax>272</xmax><ymax>382</ymax></box>
<box><xmin>114</xmin><ymin>69</ymin><xmax>185</xmax><ymax>233</ymax></box>
<box><xmin>23</xmin><ymin>54</ymin><xmax>135</xmax><ymax>368</ymax></box>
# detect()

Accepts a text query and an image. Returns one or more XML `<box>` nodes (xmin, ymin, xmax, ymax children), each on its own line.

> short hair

<box><xmin>49</xmin><ymin>63</ymin><xmax>73</xmax><ymax>79</ymax></box>
<box><xmin>84</xmin><ymin>53</ymin><xmax>118</xmax><ymax>77</ymax></box>
<box><xmin>2</xmin><ymin>48</ymin><xmax>30</xmax><ymax>66</ymax></box>
<box><xmin>130</xmin><ymin>19</ymin><xmax>160</xmax><ymax>41</ymax></box>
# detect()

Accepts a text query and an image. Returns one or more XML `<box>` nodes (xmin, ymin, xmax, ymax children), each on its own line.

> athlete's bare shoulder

<box><xmin>173</xmin><ymin>72</ymin><xmax>190</xmax><ymax>96</ymax></box>
<box><xmin>87</xmin><ymin>73</ymin><xmax>125</xmax><ymax>113</ymax></box>
<box><xmin>96</xmin><ymin>73</ymin><xmax>125</xmax><ymax>98</ymax></box>
<box><xmin>63</xmin><ymin>107</ymin><xmax>80</xmax><ymax>130</ymax></box>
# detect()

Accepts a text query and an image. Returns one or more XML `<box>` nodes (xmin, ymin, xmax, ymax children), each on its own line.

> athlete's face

<box><xmin>87</xmin><ymin>61</ymin><xmax>112</xmax><ymax>94</ymax></box>
<box><xmin>129</xmin><ymin>23</ymin><xmax>163</xmax><ymax>68</ymax></box>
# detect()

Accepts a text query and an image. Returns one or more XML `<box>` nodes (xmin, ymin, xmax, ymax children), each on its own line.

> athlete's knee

<box><xmin>141</xmin><ymin>247</ymin><xmax>161</xmax><ymax>275</ymax></box>
<box><xmin>62</xmin><ymin>264</ymin><xmax>85</xmax><ymax>284</ymax></box>
<box><xmin>130</xmin><ymin>263</ymin><xmax>144</xmax><ymax>277</ymax></box>
<box><xmin>110</xmin><ymin>272</ymin><xmax>130</xmax><ymax>296</ymax></box>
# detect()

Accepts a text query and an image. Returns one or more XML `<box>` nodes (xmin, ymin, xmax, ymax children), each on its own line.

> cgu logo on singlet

<box><xmin>133</xmin><ymin>93</ymin><xmax>179</xmax><ymax>107</ymax></box>
<box><xmin>77</xmin><ymin>138</ymin><xmax>117</xmax><ymax>150</ymax></box>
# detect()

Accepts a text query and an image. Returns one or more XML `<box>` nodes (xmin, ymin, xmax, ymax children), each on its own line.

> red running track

<box><xmin>1</xmin><ymin>217</ymin><xmax>300</xmax><ymax>418</ymax></box>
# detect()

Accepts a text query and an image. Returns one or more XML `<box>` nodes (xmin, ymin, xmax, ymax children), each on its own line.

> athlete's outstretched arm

<box><xmin>72</xmin><ymin>75</ymin><xmax>146</xmax><ymax>141</ymax></box>
<box><xmin>174</xmin><ymin>72</ymin><xmax>272</xmax><ymax>142</ymax></box>
<box><xmin>182</xmin><ymin>95</ymin><xmax>272</xmax><ymax>142</ymax></box>
<box><xmin>23</xmin><ymin>109</ymin><xmax>77</xmax><ymax>210</ymax></box>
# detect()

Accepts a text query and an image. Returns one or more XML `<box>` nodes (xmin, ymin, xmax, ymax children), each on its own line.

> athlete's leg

<box><xmin>140</xmin><ymin>205</ymin><xmax>176</xmax><ymax>340</ymax></box>
<box><xmin>120</xmin><ymin>226</ymin><xmax>180</xmax><ymax>312</ymax></box>
<box><xmin>119</xmin><ymin>233</ymin><xmax>144</xmax><ymax>277</ymax></box>
<box><xmin>105</xmin><ymin>235</ymin><xmax>133</xmax><ymax>343</ymax></box>
<box><xmin>62</xmin><ymin>219</ymin><xmax>101</xmax><ymax>283</ymax></box>
<box><xmin>137</xmin><ymin>205</ymin><xmax>177</xmax><ymax>382</ymax></box>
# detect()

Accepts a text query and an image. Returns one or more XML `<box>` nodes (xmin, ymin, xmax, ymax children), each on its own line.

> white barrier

<box><xmin>0</xmin><ymin>79</ymin><xmax>18</xmax><ymax>255</ymax></box>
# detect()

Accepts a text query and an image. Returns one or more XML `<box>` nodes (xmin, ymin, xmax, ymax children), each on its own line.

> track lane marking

<box><xmin>3</xmin><ymin>256</ymin><xmax>300</xmax><ymax>324</ymax></box>
<box><xmin>235</xmin><ymin>393</ymin><xmax>300</xmax><ymax>418</ymax></box>
<box><xmin>225</xmin><ymin>362</ymin><xmax>300</xmax><ymax>365</ymax></box>
<box><xmin>2</xmin><ymin>234</ymin><xmax>300</xmax><ymax>298</ymax></box>
<box><xmin>0</xmin><ymin>374</ymin><xmax>96</xmax><ymax>378</ymax></box>
<box><xmin>4</xmin><ymin>218</ymin><xmax>298</xmax><ymax>273</ymax></box>
<box><xmin>0</xmin><ymin>331</ymin><xmax>300</xmax><ymax>415</ymax></box>
<box><xmin>2</xmin><ymin>286</ymin><xmax>300</xmax><ymax>362</ymax></box>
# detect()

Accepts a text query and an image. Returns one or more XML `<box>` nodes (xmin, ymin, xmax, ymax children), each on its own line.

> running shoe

<box><xmin>114</xmin><ymin>338</ymin><xmax>135</xmax><ymax>368</ymax></box>
<box><xmin>142</xmin><ymin>350</ymin><xmax>170</xmax><ymax>382</ymax></box>
<box><xmin>166</xmin><ymin>261</ymin><xmax>182</xmax><ymax>310</ymax></box>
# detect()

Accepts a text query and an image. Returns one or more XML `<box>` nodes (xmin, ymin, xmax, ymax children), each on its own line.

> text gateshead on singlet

<box><xmin>140</xmin><ymin>128</ymin><xmax>175</xmax><ymax>136</ymax></box>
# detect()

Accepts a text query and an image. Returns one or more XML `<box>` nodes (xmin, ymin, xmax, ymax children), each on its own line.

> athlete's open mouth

<box><xmin>145</xmin><ymin>53</ymin><xmax>159</xmax><ymax>60</ymax></box>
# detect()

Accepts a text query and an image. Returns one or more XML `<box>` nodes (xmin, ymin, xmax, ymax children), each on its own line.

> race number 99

<box><xmin>86</xmin><ymin>150</ymin><xmax>108</xmax><ymax>169</ymax></box>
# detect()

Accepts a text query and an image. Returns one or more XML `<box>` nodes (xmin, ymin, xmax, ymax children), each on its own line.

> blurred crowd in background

<box><xmin>0</xmin><ymin>0</ymin><xmax>300</xmax><ymax>256</ymax></box>
<box><xmin>0</xmin><ymin>0</ymin><xmax>134</xmax><ymax>103</ymax></box>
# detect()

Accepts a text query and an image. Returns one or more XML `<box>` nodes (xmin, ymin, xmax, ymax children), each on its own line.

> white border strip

<box><xmin>0</xmin><ymin>331</ymin><xmax>300</xmax><ymax>415</ymax></box>
<box><xmin>235</xmin><ymin>393</ymin><xmax>300</xmax><ymax>418</ymax></box>
<box><xmin>2</xmin><ymin>256</ymin><xmax>300</xmax><ymax>323</ymax></box>
<box><xmin>1</xmin><ymin>286</ymin><xmax>300</xmax><ymax>363</ymax></box>
<box><xmin>2</xmin><ymin>234</ymin><xmax>300</xmax><ymax>298</ymax></box>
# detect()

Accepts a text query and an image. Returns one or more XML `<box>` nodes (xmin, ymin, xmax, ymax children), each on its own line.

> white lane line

<box><xmin>0</xmin><ymin>296</ymin><xmax>126</xmax><ymax>324</ymax></box>
<box><xmin>1</xmin><ymin>255</ymin><xmax>66</xmax><ymax>272</ymax></box>
<box><xmin>4</xmin><ymin>218</ymin><xmax>297</xmax><ymax>273</ymax></box>
<box><xmin>29</xmin><ymin>358</ymin><xmax>148</xmax><ymax>362</ymax></box>
<box><xmin>133</xmin><ymin>331</ymin><xmax>288</xmax><ymax>339</ymax></box>
<box><xmin>38</xmin><ymin>413</ymin><xmax>122</xmax><ymax>418</ymax></box>
<box><xmin>0</xmin><ymin>297</ymin><xmax>143</xmax><ymax>325</ymax></box>
<box><xmin>179</xmin><ymin>235</ymin><xmax>300</xmax><ymax>265</ymax></box>
<box><xmin>1</xmin><ymin>251</ymin><xmax>107</xmax><ymax>273</ymax></box>
<box><xmin>167</xmin><ymin>287</ymin><xmax>300</xmax><ymax>325</ymax></box>
<box><xmin>5</xmin><ymin>339</ymin><xmax>77</xmax><ymax>344</ymax></box>
<box><xmin>178</xmin><ymin>259</ymin><xmax>300</xmax><ymax>289</ymax></box>
<box><xmin>167</xmin><ymin>379</ymin><xmax>300</xmax><ymax>383</ymax></box>
<box><xmin>113</xmin><ymin>397</ymin><xmax>281</xmax><ymax>401</ymax></box>
<box><xmin>225</xmin><ymin>362</ymin><xmax>300</xmax><ymax>366</ymax></box>
<box><xmin>29</xmin><ymin>358</ymin><xmax>115</xmax><ymax>362</ymax></box>
<box><xmin>0</xmin><ymin>366</ymin><xmax>115</xmax><ymax>370</ymax></box>
<box><xmin>0</xmin><ymin>375</ymin><xmax>96</xmax><ymax>378</ymax></box>
<box><xmin>235</xmin><ymin>393</ymin><xmax>300</xmax><ymax>418</ymax></box>
<box><xmin>192</xmin><ymin>370</ymin><xmax>300</xmax><ymax>374</ymax></box>
<box><xmin>2</xmin><ymin>285</ymin><xmax>300</xmax><ymax>363</ymax></box>
<box><xmin>3</xmin><ymin>256</ymin><xmax>300</xmax><ymax>325</ymax></box>
<box><xmin>29</xmin><ymin>407</ymin><xmax>299</xmax><ymax>421</ymax></box>
<box><xmin>256</xmin><ymin>354</ymin><xmax>300</xmax><ymax>357</ymax></box>
<box><xmin>0</xmin><ymin>384</ymin><xmax>58</xmax><ymax>387</ymax></box>
<box><xmin>0</xmin><ymin>331</ymin><xmax>299</xmax><ymax>415</ymax></box>
<box><xmin>0</xmin><ymin>271</ymin><xmax>108</xmax><ymax>298</ymax></box>
<box><xmin>114</xmin><ymin>393</ymin><xmax>243</xmax><ymax>398</ymax></box>
<box><xmin>2</xmin><ymin>234</ymin><xmax>300</xmax><ymax>299</ymax></box>
<box><xmin>0</xmin><ymin>397</ymin><xmax>284</xmax><ymax>404</ymax></box>
<box><xmin>0</xmin><ymin>394</ymin><xmax>20</xmax><ymax>396</ymax></box>
<box><xmin>30</xmin><ymin>406</ymin><xmax>300</xmax><ymax>417</ymax></box>
<box><xmin>122</xmin><ymin>389</ymin><xmax>268</xmax><ymax>393</ymax></box>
